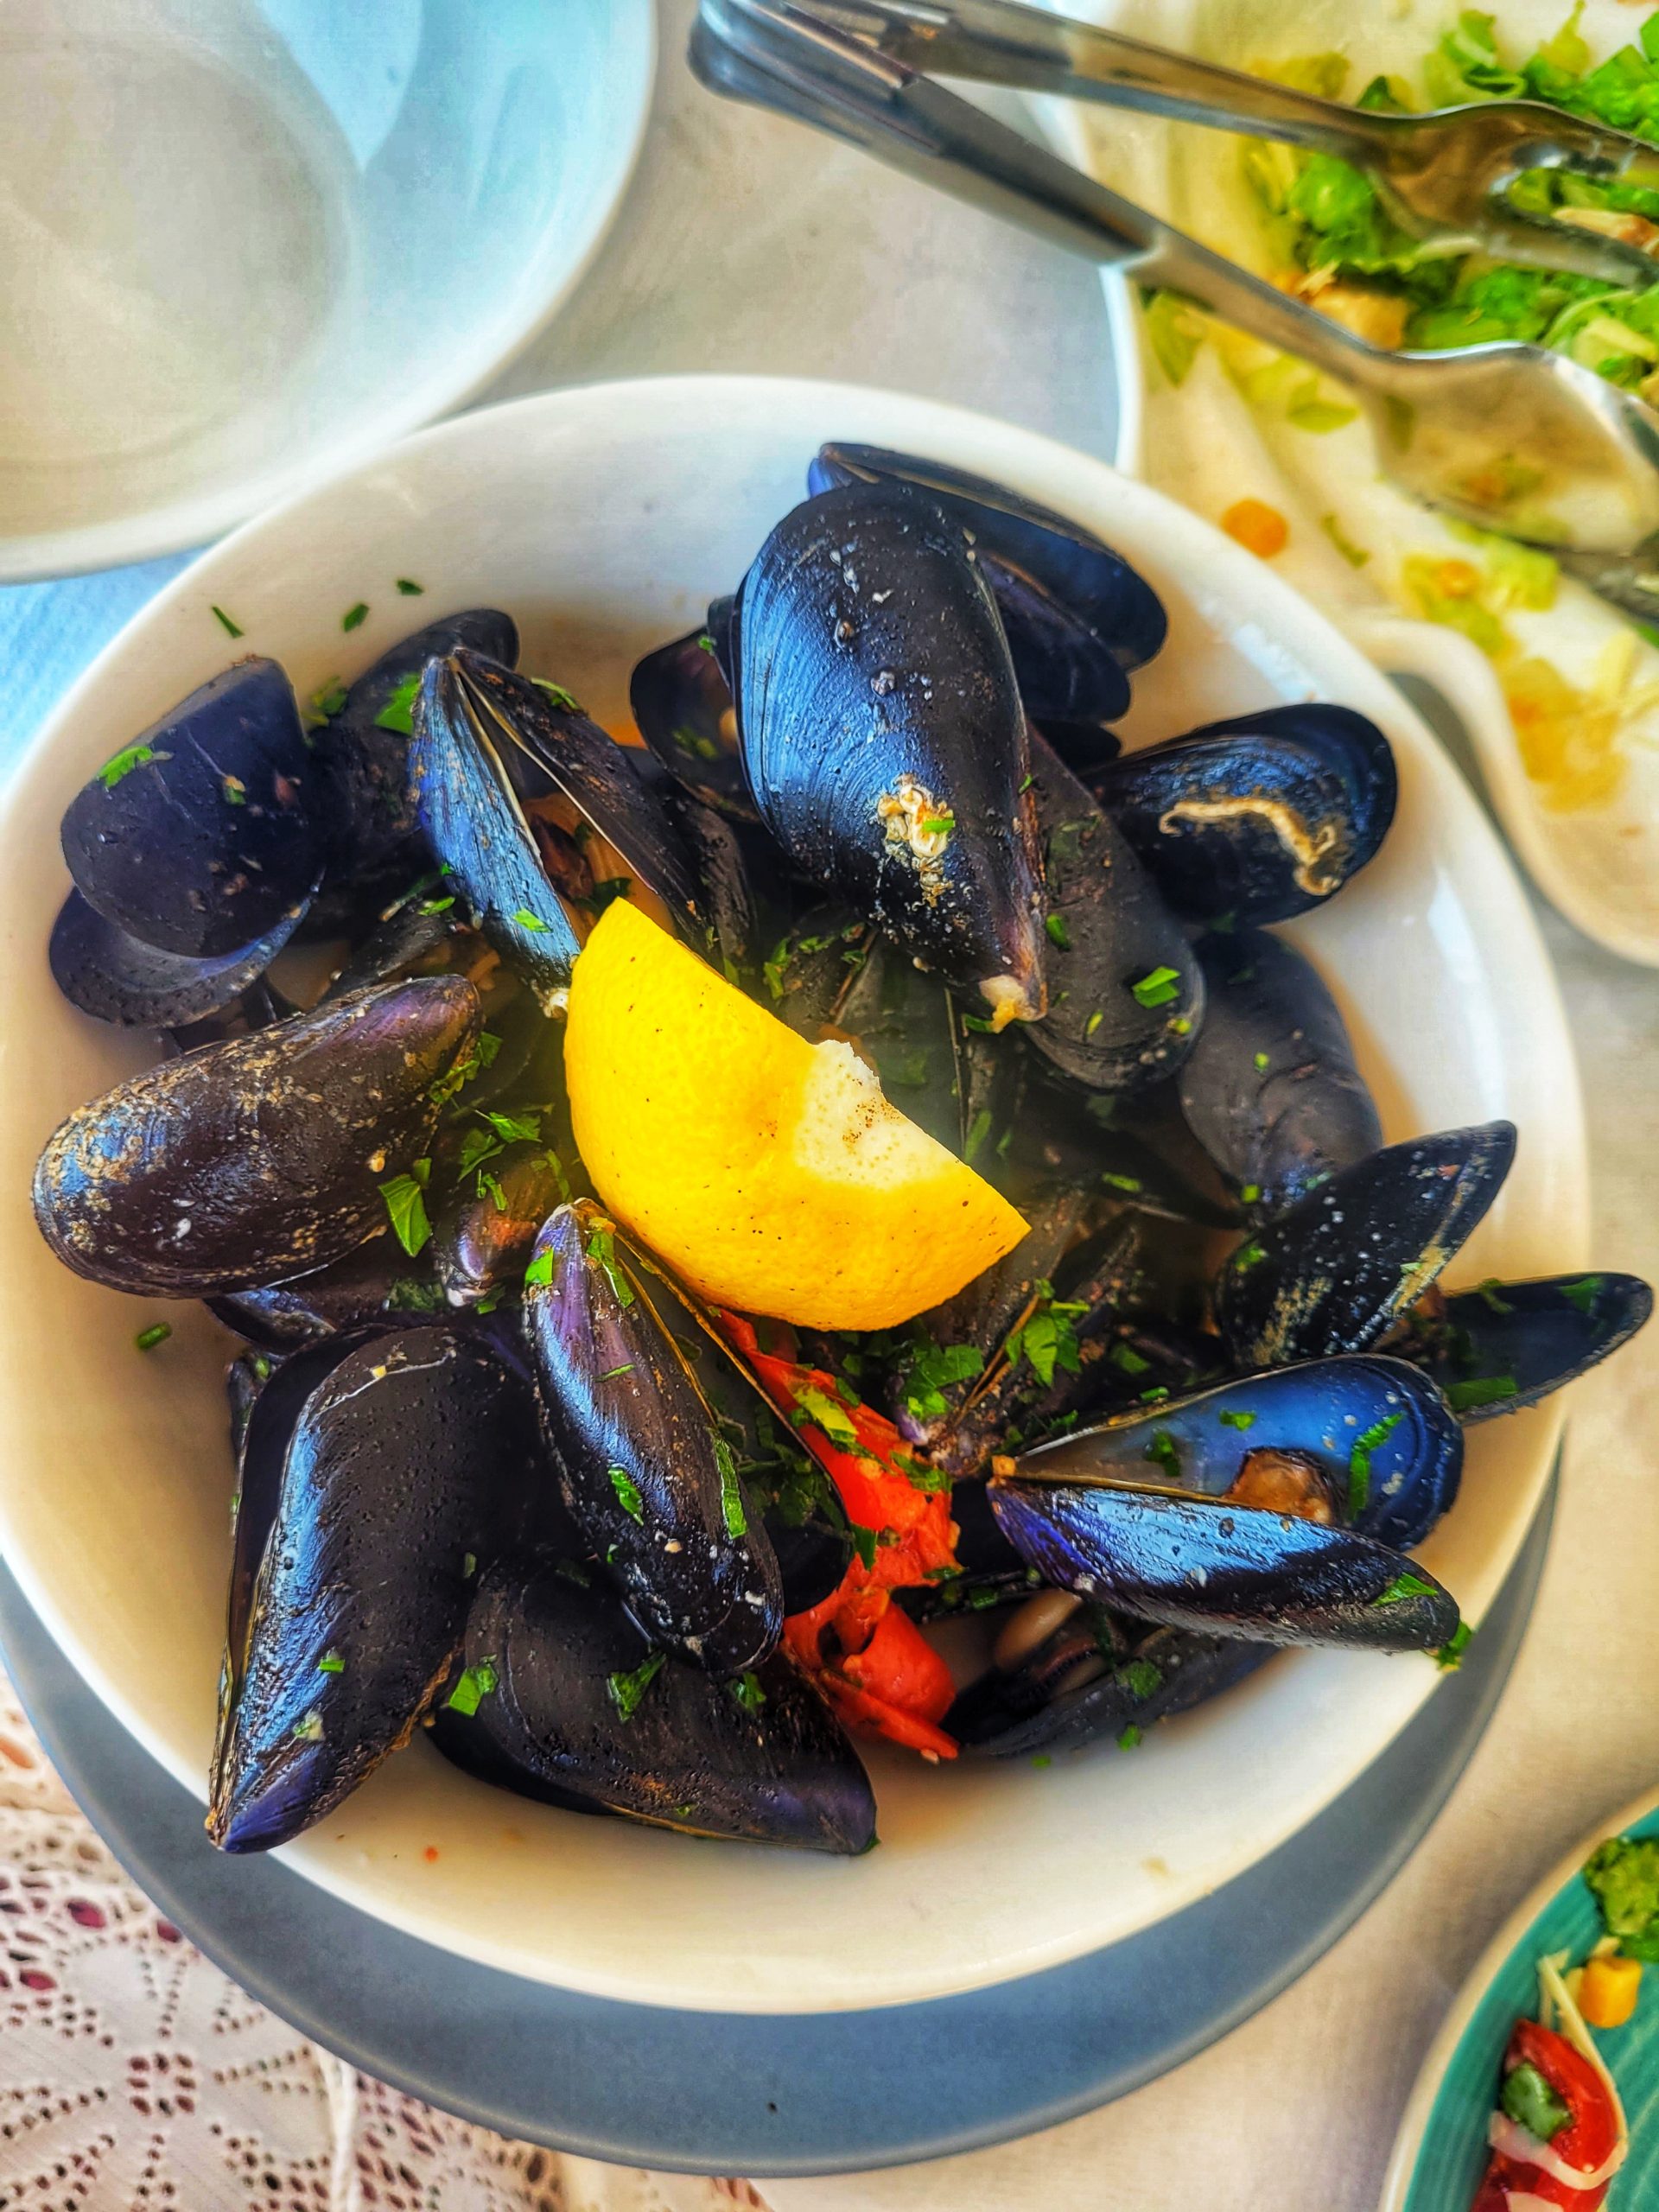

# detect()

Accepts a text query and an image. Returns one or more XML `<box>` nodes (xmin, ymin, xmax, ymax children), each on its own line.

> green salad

<box><xmin>1248</xmin><ymin>10</ymin><xmax>1659</xmax><ymax>390</ymax></box>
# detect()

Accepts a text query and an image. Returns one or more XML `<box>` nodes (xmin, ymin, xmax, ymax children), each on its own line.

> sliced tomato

<box><xmin>721</xmin><ymin>1311</ymin><xmax>961</xmax><ymax>1758</ymax></box>
<box><xmin>1471</xmin><ymin>2018</ymin><xmax>1622</xmax><ymax>2211</ymax></box>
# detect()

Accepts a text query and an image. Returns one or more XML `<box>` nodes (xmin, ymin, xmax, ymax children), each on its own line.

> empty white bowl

<box><xmin>0</xmin><ymin>375</ymin><xmax>1587</xmax><ymax>2012</ymax></box>
<box><xmin>0</xmin><ymin>0</ymin><xmax>653</xmax><ymax>580</ymax></box>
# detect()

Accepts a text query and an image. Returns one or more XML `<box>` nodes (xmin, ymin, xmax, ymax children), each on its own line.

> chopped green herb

<box><xmin>396</xmin><ymin>577</ymin><xmax>424</xmax><ymax>595</ymax></box>
<box><xmin>1045</xmin><ymin>912</ymin><xmax>1072</xmax><ymax>951</ymax></box>
<box><xmin>308</xmin><ymin>678</ymin><xmax>350</xmax><ymax>723</ymax></box>
<box><xmin>1140</xmin><ymin>1386</ymin><xmax>1171</xmax><ymax>1403</ymax></box>
<box><xmin>480</xmin><ymin>1108</ymin><xmax>542</xmax><ymax>1146</ymax></box>
<box><xmin>729</xmin><ymin>1670</ymin><xmax>766</xmax><ymax>1714</ymax></box>
<box><xmin>1130</xmin><ymin>965</ymin><xmax>1182</xmax><ymax>1009</ymax></box>
<box><xmin>1101</xmin><ymin>1170</ymin><xmax>1142</xmax><ymax>1195</ymax></box>
<box><xmin>429</xmin><ymin>1029</ymin><xmax>501</xmax><ymax>1106</ymax></box>
<box><xmin>610</xmin><ymin>1465</ymin><xmax>645</xmax><ymax>1524</ymax></box>
<box><xmin>1319</xmin><ymin>512</ymin><xmax>1370</xmax><ymax>568</ymax></box>
<box><xmin>1475</xmin><ymin>1277</ymin><xmax>1515</xmax><ymax>1315</ymax></box>
<box><xmin>585</xmin><ymin>1224</ymin><xmax>635</xmax><ymax>1308</ymax></box>
<box><xmin>1586</xmin><ymin>1834</ymin><xmax>1659</xmax><ymax>1942</ymax></box>
<box><xmin>1239</xmin><ymin>1183</ymin><xmax>1262</xmax><ymax>1205</ymax></box>
<box><xmin>476</xmin><ymin>1170</ymin><xmax>505</xmax><ymax>1213</ymax></box>
<box><xmin>963</xmin><ymin>1108</ymin><xmax>994</xmax><ymax>1162</ymax></box>
<box><xmin>554</xmin><ymin>1557</ymin><xmax>592</xmax><ymax>1589</ymax></box>
<box><xmin>1253</xmin><ymin>1052</ymin><xmax>1270</xmax><ymax>1073</ymax></box>
<box><xmin>446</xmin><ymin>1658</ymin><xmax>499</xmax><ymax>1717</ymax></box>
<box><xmin>600</xmin><ymin>1363</ymin><xmax>636</xmax><ymax>1382</ymax></box>
<box><xmin>419</xmin><ymin>893</ymin><xmax>455</xmax><ymax>916</ymax></box>
<box><xmin>1144</xmin><ymin>1429</ymin><xmax>1181</xmax><ymax>1481</ymax></box>
<box><xmin>850</xmin><ymin>1522</ymin><xmax>879</xmax><ymax>1573</ymax></box>
<box><xmin>608</xmin><ymin>1649</ymin><xmax>667</xmax><ymax>1723</ymax></box>
<box><xmin>291</xmin><ymin>1709</ymin><xmax>324</xmax><ymax>1742</ymax></box>
<box><xmin>531</xmin><ymin>677</ymin><xmax>583</xmax><ymax>713</ymax></box>
<box><xmin>1116</xmin><ymin>1657</ymin><xmax>1164</xmax><ymax>1700</ymax></box>
<box><xmin>342</xmin><ymin>601</ymin><xmax>370</xmax><ymax>632</ymax></box>
<box><xmin>696</xmin><ymin>630</ymin><xmax>715</xmax><ymax>655</ymax></box>
<box><xmin>512</xmin><ymin>908</ymin><xmax>550</xmax><ymax>932</ymax></box>
<box><xmin>918</xmin><ymin>812</ymin><xmax>956</xmax><ymax>838</ymax></box>
<box><xmin>1560</xmin><ymin>1274</ymin><xmax>1606</xmax><ymax>1314</ymax></box>
<box><xmin>380</xmin><ymin>1163</ymin><xmax>433</xmax><ymax>1257</ymax></box>
<box><xmin>1347</xmin><ymin>1411</ymin><xmax>1405</xmax><ymax>1516</ymax></box>
<box><xmin>374</xmin><ymin>671</ymin><xmax>421</xmax><ymax>735</ymax></box>
<box><xmin>1117</xmin><ymin>1724</ymin><xmax>1143</xmax><ymax>1751</ymax></box>
<box><xmin>222</xmin><ymin>773</ymin><xmax>247</xmax><ymax>807</ymax></box>
<box><xmin>793</xmin><ymin>1379</ymin><xmax>860</xmax><ymax>1449</ymax></box>
<box><xmin>317</xmin><ymin>1649</ymin><xmax>345</xmax><ymax>1675</ymax></box>
<box><xmin>524</xmin><ymin>1246</ymin><xmax>555</xmax><ymax>1287</ymax></box>
<box><xmin>251</xmin><ymin>1354</ymin><xmax>272</xmax><ymax>1382</ymax></box>
<box><xmin>211</xmin><ymin>605</ymin><xmax>244</xmax><ymax>639</ymax></box>
<box><xmin>98</xmin><ymin>742</ymin><xmax>164</xmax><ymax>789</ymax></box>
<box><xmin>134</xmin><ymin>1323</ymin><xmax>171</xmax><ymax>1352</ymax></box>
<box><xmin>1020</xmin><ymin>772</ymin><xmax>1036</xmax><ymax>794</ymax></box>
<box><xmin>1434</xmin><ymin>1621</ymin><xmax>1474</xmax><ymax>1672</ymax></box>
<box><xmin>1446</xmin><ymin>1373</ymin><xmax>1519</xmax><ymax>1413</ymax></box>
<box><xmin>714</xmin><ymin>1432</ymin><xmax>747</xmax><ymax>1538</ymax></box>
<box><xmin>1085</xmin><ymin>1010</ymin><xmax>1104</xmax><ymax>1039</ymax></box>
<box><xmin>1218</xmin><ymin>1408</ymin><xmax>1255</xmax><ymax>1431</ymax></box>
<box><xmin>462</xmin><ymin>1553</ymin><xmax>477</xmax><ymax>1579</ymax></box>
<box><xmin>1031</xmin><ymin>1754</ymin><xmax>1052</xmax><ymax>1769</ymax></box>
<box><xmin>1500</xmin><ymin>2061</ymin><xmax>1572</xmax><ymax>2145</ymax></box>
<box><xmin>1374</xmin><ymin>1570</ymin><xmax>1437</xmax><ymax>1607</ymax></box>
<box><xmin>1140</xmin><ymin>287</ymin><xmax>1205</xmax><ymax>385</ymax></box>
<box><xmin>1007</xmin><ymin>1306</ymin><xmax>1084</xmax><ymax>1390</ymax></box>
<box><xmin>1233</xmin><ymin>1242</ymin><xmax>1268</xmax><ymax>1274</ymax></box>
<box><xmin>1109</xmin><ymin>1340</ymin><xmax>1151</xmax><ymax>1376</ymax></box>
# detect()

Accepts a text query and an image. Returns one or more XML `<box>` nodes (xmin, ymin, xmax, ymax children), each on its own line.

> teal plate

<box><xmin>1383</xmin><ymin>1787</ymin><xmax>1659</xmax><ymax>2210</ymax></box>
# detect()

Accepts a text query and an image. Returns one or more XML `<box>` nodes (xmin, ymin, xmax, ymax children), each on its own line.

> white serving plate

<box><xmin>0</xmin><ymin>374</ymin><xmax>1586</xmax><ymax>2013</ymax></box>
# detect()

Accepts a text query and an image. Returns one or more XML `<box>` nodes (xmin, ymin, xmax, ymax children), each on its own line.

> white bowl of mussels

<box><xmin>0</xmin><ymin>375</ymin><xmax>1635</xmax><ymax>2015</ymax></box>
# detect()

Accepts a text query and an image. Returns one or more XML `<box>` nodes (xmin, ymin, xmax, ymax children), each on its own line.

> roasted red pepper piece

<box><xmin>720</xmin><ymin>1312</ymin><xmax>960</xmax><ymax>1758</ymax></box>
<box><xmin>1471</xmin><ymin>2018</ymin><xmax>1622</xmax><ymax>2211</ymax></box>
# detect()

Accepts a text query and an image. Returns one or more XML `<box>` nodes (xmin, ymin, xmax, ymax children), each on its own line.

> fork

<box><xmin>693</xmin><ymin>0</ymin><xmax>1659</xmax><ymax>606</ymax></box>
<box><xmin>784</xmin><ymin>0</ymin><xmax>1659</xmax><ymax>286</ymax></box>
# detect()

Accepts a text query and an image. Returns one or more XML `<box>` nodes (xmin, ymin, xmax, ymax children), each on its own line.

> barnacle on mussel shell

<box><xmin>524</xmin><ymin>1201</ymin><xmax>784</xmax><ymax>1675</ymax></box>
<box><xmin>429</xmin><ymin>1556</ymin><xmax>876</xmax><ymax>1852</ymax></box>
<box><xmin>1178</xmin><ymin>929</ymin><xmax>1382</xmax><ymax>1221</ymax></box>
<box><xmin>210</xmin><ymin>1327</ymin><xmax>537</xmax><ymax>1852</ymax></box>
<box><xmin>732</xmin><ymin>480</ymin><xmax>1048</xmax><ymax>1026</ymax></box>
<box><xmin>809</xmin><ymin>442</ymin><xmax>1168</xmax><ymax>716</ymax></box>
<box><xmin>34</xmin><ymin>977</ymin><xmax>480</xmax><ymax>1296</ymax></box>
<box><xmin>1215</xmin><ymin>1121</ymin><xmax>1517</xmax><ymax>1369</ymax></box>
<box><xmin>988</xmin><ymin>1358</ymin><xmax>1464</xmax><ymax>1649</ymax></box>
<box><xmin>1090</xmin><ymin>703</ymin><xmax>1397</xmax><ymax>927</ymax></box>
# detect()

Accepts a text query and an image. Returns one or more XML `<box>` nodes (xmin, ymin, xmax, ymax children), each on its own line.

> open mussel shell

<box><xmin>810</xmin><ymin>443</ymin><xmax>1167</xmax><ymax>711</ymax></box>
<box><xmin>429</xmin><ymin>1556</ymin><xmax>876</xmax><ymax>1852</ymax></box>
<box><xmin>1216</xmin><ymin>1122</ymin><xmax>1517</xmax><ymax>1370</ymax></box>
<box><xmin>524</xmin><ymin>1201</ymin><xmax>784</xmax><ymax>1675</ymax></box>
<box><xmin>629</xmin><ymin>626</ymin><xmax>753</xmax><ymax>821</ymax></box>
<box><xmin>61</xmin><ymin>658</ymin><xmax>323</xmax><ymax>959</ymax></box>
<box><xmin>1089</xmin><ymin>704</ymin><xmax>1397</xmax><ymax>928</ymax></box>
<box><xmin>447</xmin><ymin>650</ymin><xmax>705</xmax><ymax>931</ymax></box>
<box><xmin>33</xmin><ymin>976</ymin><xmax>480</xmax><ymax>1297</ymax></box>
<box><xmin>1024</xmin><ymin>729</ymin><xmax>1201</xmax><ymax>1094</ymax></box>
<box><xmin>310</xmin><ymin>609</ymin><xmax>518</xmax><ymax>914</ymax></box>
<box><xmin>1390</xmin><ymin>1271</ymin><xmax>1654</xmax><ymax>1422</ymax></box>
<box><xmin>50</xmin><ymin>884</ymin><xmax>314</xmax><ymax>1029</ymax></box>
<box><xmin>947</xmin><ymin>1600</ymin><xmax>1271</xmax><ymax>1757</ymax></box>
<box><xmin>1178</xmin><ymin>930</ymin><xmax>1382</xmax><ymax>1220</ymax></box>
<box><xmin>734</xmin><ymin>480</ymin><xmax>1047</xmax><ymax>1024</ymax></box>
<box><xmin>988</xmin><ymin>1355</ymin><xmax>1463</xmax><ymax>1645</ymax></box>
<box><xmin>410</xmin><ymin>657</ymin><xmax>582</xmax><ymax>1011</ymax></box>
<box><xmin>209</xmin><ymin>1328</ymin><xmax>536</xmax><ymax>1852</ymax></box>
<box><xmin>434</xmin><ymin>1141</ymin><xmax>566</xmax><ymax>1310</ymax></box>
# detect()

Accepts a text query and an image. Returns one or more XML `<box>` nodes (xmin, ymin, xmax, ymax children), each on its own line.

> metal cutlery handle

<box><xmin>695</xmin><ymin>0</ymin><xmax>1392</xmax><ymax>387</ymax></box>
<box><xmin>781</xmin><ymin>0</ymin><xmax>1387</xmax><ymax>161</ymax></box>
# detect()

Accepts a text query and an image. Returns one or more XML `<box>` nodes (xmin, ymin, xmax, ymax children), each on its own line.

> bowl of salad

<box><xmin>1047</xmin><ymin>0</ymin><xmax>1659</xmax><ymax>966</ymax></box>
<box><xmin>0</xmin><ymin>373</ymin><xmax>1605</xmax><ymax>2014</ymax></box>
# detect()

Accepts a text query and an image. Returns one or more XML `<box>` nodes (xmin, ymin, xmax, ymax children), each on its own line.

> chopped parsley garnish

<box><xmin>342</xmin><ymin>601</ymin><xmax>370</xmax><ymax>632</ymax></box>
<box><xmin>375</xmin><ymin>671</ymin><xmax>421</xmax><ymax>734</ymax></box>
<box><xmin>792</xmin><ymin>1379</ymin><xmax>861</xmax><ymax>1449</ymax></box>
<box><xmin>1252</xmin><ymin>1052</ymin><xmax>1270</xmax><ymax>1073</ymax></box>
<box><xmin>134</xmin><ymin>1323</ymin><xmax>171</xmax><ymax>1352</ymax></box>
<box><xmin>1374</xmin><ymin>1570</ymin><xmax>1437</xmax><ymax>1608</ymax></box>
<box><xmin>512</xmin><ymin>907</ymin><xmax>550</xmax><ymax>931</ymax></box>
<box><xmin>714</xmin><ymin>1432</ymin><xmax>747</xmax><ymax>1538</ymax></box>
<box><xmin>1320</xmin><ymin>512</ymin><xmax>1370</xmax><ymax>568</ymax></box>
<box><xmin>1144</xmin><ymin>1429</ymin><xmax>1181</xmax><ymax>1480</ymax></box>
<box><xmin>222</xmin><ymin>775</ymin><xmax>247</xmax><ymax>807</ymax></box>
<box><xmin>380</xmin><ymin>1160</ymin><xmax>432</xmax><ymax>1256</ymax></box>
<box><xmin>462</xmin><ymin>1553</ymin><xmax>477</xmax><ymax>1579</ymax></box>
<box><xmin>524</xmin><ymin>1247</ymin><xmax>555</xmax><ymax>1287</ymax></box>
<box><xmin>850</xmin><ymin>1522</ymin><xmax>879</xmax><ymax>1573</ymax></box>
<box><xmin>1347</xmin><ymin>1411</ymin><xmax>1405</xmax><ymax>1516</ymax></box>
<box><xmin>1239</xmin><ymin>1183</ymin><xmax>1262</xmax><ymax>1205</ymax></box>
<box><xmin>1085</xmin><ymin>1010</ymin><xmax>1104</xmax><ymax>1039</ymax></box>
<box><xmin>696</xmin><ymin>630</ymin><xmax>716</xmax><ymax>655</ymax></box>
<box><xmin>1101</xmin><ymin>1170</ymin><xmax>1141</xmax><ymax>1194</ymax></box>
<box><xmin>1218</xmin><ymin>1408</ymin><xmax>1255</xmax><ymax>1431</ymax></box>
<box><xmin>531</xmin><ymin>678</ymin><xmax>583</xmax><ymax>713</ymax></box>
<box><xmin>211</xmin><ymin>606</ymin><xmax>244</xmax><ymax>639</ymax></box>
<box><xmin>98</xmin><ymin>742</ymin><xmax>164</xmax><ymax>789</ymax></box>
<box><xmin>1117</xmin><ymin>1724</ymin><xmax>1143</xmax><ymax>1751</ymax></box>
<box><xmin>1006</xmin><ymin>1305</ymin><xmax>1084</xmax><ymax>1390</ymax></box>
<box><xmin>1501</xmin><ymin>2061</ymin><xmax>1572</xmax><ymax>2146</ymax></box>
<box><xmin>1233</xmin><ymin>1242</ymin><xmax>1268</xmax><ymax>1274</ymax></box>
<box><xmin>1475</xmin><ymin>1277</ymin><xmax>1515</xmax><ymax>1315</ymax></box>
<box><xmin>1020</xmin><ymin>771</ymin><xmax>1036</xmax><ymax>794</ymax></box>
<box><xmin>729</xmin><ymin>1670</ymin><xmax>766</xmax><ymax>1714</ymax></box>
<box><xmin>309</xmin><ymin>677</ymin><xmax>349</xmax><ymax>722</ymax></box>
<box><xmin>429</xmin><ymin>1028</ymin><xmax>501</xmax><ymax>1106</ymax></box>
<box><xmin>317</xmin><ymin>1650</ymin><xmax>345</xmax><ymax>1675</ymax></box>
<box><xmin>1433</xmin><ymin>1621</ymin><xmax>1473</xmax><ymax>1672</ymax></box>
<box><xmin>919</xmin><ymin>812</ymin><xmax>956</xmax><ymax>837</ymax></box>
<box><xmin>1032</xmin><ymin>1754</ymin><xmax>1052</xmax><ymax>1769</ymax></box>
<box><xmin>292</xmin><ymin>1709</ymin><xmax>324</xmax><ymax>1742</ymax></box>
<box><xmin>1045</xmin><ymin>912</ymin><xmax>1072</xmax><ymax>951</ymax></box>
<box><xmin>479</xmin><ymin>1107</ymin><xmax>542</xmax><ymax>1146</ymax></box>
<box><xmin>477</xmin><ymin>1170</ymin><xmax>506</xmax><ymax>1213</ymax></box>
<box><xmin>900</xmin><ymin>1338</ymin><xmax>984</xmax><ymax>1424</ymax></box>
<box><xmin>1130</xmin><ymin>965</ymin><xmax>1182</xmax><ymax>1009</ymax></box>
<box><xmin>607</xmin><ymin>1650</ymin><xmax>665</xmax><ymax>1722</ymax></box>
<box><xmin>446</xmin><ymin>1659</ymin><xmax>499</xmax><ymax>1716</ymax></box>
<box><xmin>1584</xmin><ymin>1833</ymin><xmax>1659</xmax><ymax>1941</ymax></box>
<box><xmin>609</xmin><ymin>1465</ymin><xmax>645</xmax><ymax>1523</ymax></box>
<box><xmin>1109</xmin><ymin>1340</ymin><xmax>1151</xmax><ymax>1376</ymax></box>
<box><xmin>963</xmin><ymin>1108</ymin><xmax>994</xmax><ymax>1162</ymax></box>
<box><xmin>600</xmin><ymin>1363</ymin><xmax>636</xmax><ymax>1382</ymax></box>
<box><xmin>1560</xmin><ymin>1274</ymin><xmax>1606</xmax><ymax>1313</ymax></box>
<box><xmin>419</xmin><ymin>893</ymin><xmax>455</xmax><ymax>916</ymax></box>
<box><xmin>1116</xmin><ymin>1657</ymin><xmax>1164</xmax><ymax>1700</ymax></box>
<box><xmin>585</xmin><ymin>1224</ymin><xmax>634</xmax><ymax>1308</ymax></box>
<box><xmin>396</xmin><ymin>577</ymin><xmax>424</xmax><ymax>595</ymax></box>
<box><xmin>1446</xmin><ymin>1373</ymin><xmax>1519</xmax><ymax>1413</ymax></box>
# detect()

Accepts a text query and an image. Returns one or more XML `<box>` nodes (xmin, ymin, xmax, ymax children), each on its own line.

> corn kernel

<box><xmin>1221</xmin><ymin>499</ymin><xmax>1289</xmax><ymax>558</ymax></box>
<box><xmin>1580</xmin><ymin>1953</ymin><xmax>1642</xmax><ymax>2029</ymax></box>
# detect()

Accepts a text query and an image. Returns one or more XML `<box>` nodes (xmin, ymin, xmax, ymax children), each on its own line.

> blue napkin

<box><xmin>0</xmin><ymin>556</ymin><xmax>194</xmax><ymax>769</ymax></box>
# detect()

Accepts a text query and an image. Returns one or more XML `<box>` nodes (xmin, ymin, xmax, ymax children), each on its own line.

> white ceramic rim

<box><xmin>0</xmin><ymin>1</ymin><xmax>657</xmax><ymax>585</ymax></box>
<box><xmin>0</xmin><ymin>374</ymin><xmax>1588</xmax><ymax>2010</ymax></box>
<box><xmin>1379</xmin><ymin>1779</ymin><xmax>1659</xmax><ymax>2211</ymax></box>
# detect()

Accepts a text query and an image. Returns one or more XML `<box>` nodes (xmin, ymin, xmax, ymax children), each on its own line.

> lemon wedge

<box><xmin>564</xmin><ymin>900</ymin><xmax>1027</xmax><ymax>1329</ymax></box>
